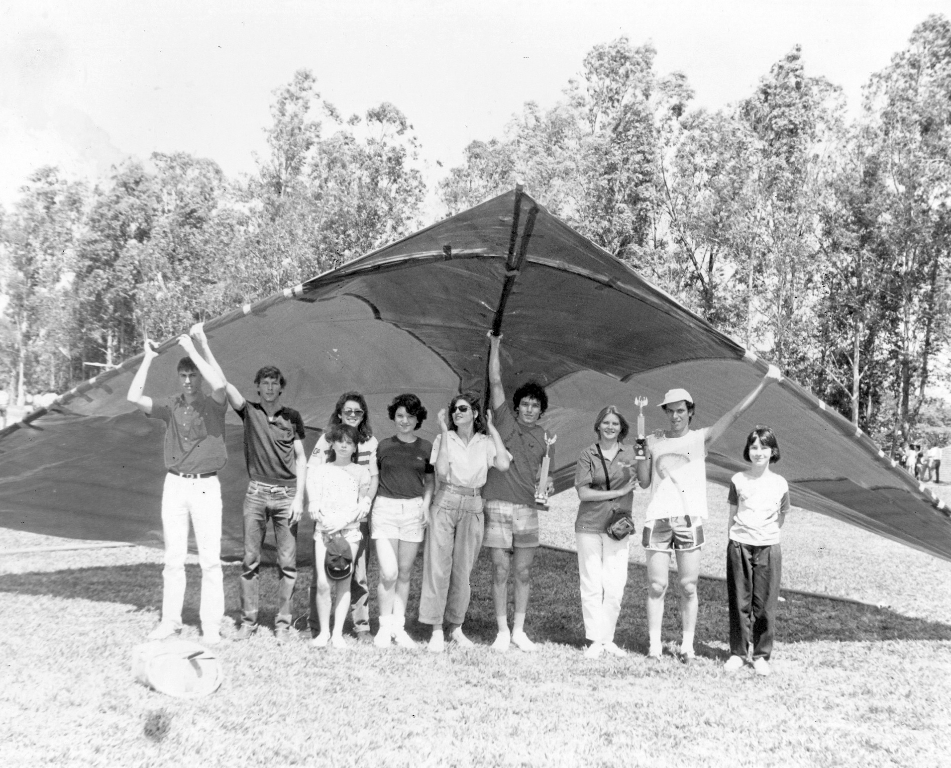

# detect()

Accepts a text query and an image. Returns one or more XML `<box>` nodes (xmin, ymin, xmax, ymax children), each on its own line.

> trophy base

<box><xmin>534</xmin><ymin>496</ymin><xmax>550</xmax><ymax>511</ymax></box>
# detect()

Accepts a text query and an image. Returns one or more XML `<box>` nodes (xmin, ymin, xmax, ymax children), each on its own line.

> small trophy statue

<box><xmin>535</xmin><ymin>433</ymin><xmax>558</xmax><ymax>510</ymax></box>
<box><xmin>634</xmin><ymin>396</ymin><xmax>648</xmax><ymax>461</ymax></box>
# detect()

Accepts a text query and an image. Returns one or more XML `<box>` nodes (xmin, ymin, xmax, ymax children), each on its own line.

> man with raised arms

<box><xmin>127</xmin><ymin>325</ymin><xmax>228</xmax><ymax>645</ymax></box>
<box><xmin>483</xmin><ymin>333</ymin><xmax>555</xmax><ymax>652</ymax></box>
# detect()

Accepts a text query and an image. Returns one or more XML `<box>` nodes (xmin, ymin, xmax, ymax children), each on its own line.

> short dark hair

<box><xmin>177</xmin><ymin>357</ymin><xmax>199</xmax><ymax>375</ymax></box>
<box><xmin>325</xmin><ymin>423</ymin><xmax>361</xmax><ymax>463</ymax></box>
<box><xmin>387</xmin><ymin>393</ymin><xmax>427</xmax><ymax>429</ymax></box>
<box><xmin>254</xmin><ymin>366</ymin><xmax>286</xmax><ymax>389</ymax></box>
<box><xmin>743</xmin><ymin>426</ymin><xmax>781</xmax><ymax>463</ymax></box>
<box><xmin>448</xmin><ymin>392</ymin><xmax>486</xmax><ymax>434</ymax></box>
<box><xmin>512</xmin><ymin>381</ymin><xmax>548</xmax><ymax>414</ymax></box>
<box><xmin>330</xmin><ymin>391</ymin><xmax>372</xmax><ymax>441</ymax></box>
<box><xmin>662</xmin><ymin>400</ymin><xmax>696</xmax><ymax>424</ymax></box>
<box><xmin>594</xmin><ymin>405</ymin><xmax>630</xmax><ymax>442</ymax></box>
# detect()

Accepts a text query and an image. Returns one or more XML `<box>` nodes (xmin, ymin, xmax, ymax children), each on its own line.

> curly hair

<box><xmin>512</xmin><ymin>381</ymin><xmax>548</xmax><ymax>414</ymax></box>
<box><xmin>387</xmin><ymin>393</ymin><xmax>427</xmax><ymax>429</ymax></box>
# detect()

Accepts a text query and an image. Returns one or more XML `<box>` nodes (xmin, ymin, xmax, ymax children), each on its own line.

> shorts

<box><xmin>371</xmin><ymin>496</ymin><xmax>426</xmax><ymax>542</ymax></box>
<box><xmin>483</xmin><ymin>500</ymin><xmax>539</xmax><ymax>549</ymax></box>
<box><xmin>642</xmin><ymin>516</ymin><xmax>704</xmax><ymax>552</ymax></box>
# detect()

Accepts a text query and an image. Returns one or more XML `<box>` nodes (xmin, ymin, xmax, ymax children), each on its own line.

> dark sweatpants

<box><xmin>726</xmin><ymin>541</ymin><xmax>782</xmax><ymax>660</ymax></box>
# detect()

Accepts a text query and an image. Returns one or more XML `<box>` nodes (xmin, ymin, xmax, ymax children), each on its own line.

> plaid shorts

<box><xmin>642</xmin><ymin>516</ymin><xmax>705</xmax><ymax>552</ymax></box>
<box><xmin>483</xmin><ymin>500</ymin><xmax>539</xmax><ymax>549</ymax></box>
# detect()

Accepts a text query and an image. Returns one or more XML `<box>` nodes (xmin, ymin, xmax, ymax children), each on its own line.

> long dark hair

<box><xmin>329</xmin><ymin>391</ymin><xmax>373</xmax><ymax>442</ymax></box>
<box><xmin>448</xmin><ymin>392</ymin><xmax>486</xmax><ymax>434</ymax></box>
<box><xmin>325</xmin><ymin>423</ymin><xmax>361</xmax><ymax>464</ymax></box>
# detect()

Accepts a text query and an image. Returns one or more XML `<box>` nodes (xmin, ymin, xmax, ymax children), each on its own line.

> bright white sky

<box><xmin>1</xmin><ymin>0</ymin><xmax>949</xmax><ymax>210</ymax></box>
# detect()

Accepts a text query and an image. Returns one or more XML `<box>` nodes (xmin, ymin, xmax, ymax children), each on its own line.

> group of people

<box><xmin>902</xmin><ymin>443</ymin><xmax>943</xmax><ymax>483</ymax></box>
<box><xmin>128</xmin><ymin>323</ymin><xmax>787</xmax><ymax>675</ymax></box>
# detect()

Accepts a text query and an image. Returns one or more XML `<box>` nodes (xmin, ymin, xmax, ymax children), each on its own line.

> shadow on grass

<box><xmin>1</xmin><ymin>545</ymin><xmax>949</xmax><ymax>649</ymax></box>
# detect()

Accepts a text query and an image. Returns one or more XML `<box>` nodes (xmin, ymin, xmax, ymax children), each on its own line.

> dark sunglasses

<box><xmin>451</xmin><ymin>404</ymin><xmax>471</xmax><ymax>414</ymax></box>
<box><xmin>341</xmin><ymin>408</ymin><xmax>364</xmax><ymax>417</ymax></box>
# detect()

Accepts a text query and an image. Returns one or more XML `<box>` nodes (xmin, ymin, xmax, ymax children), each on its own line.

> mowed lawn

<box><xmin>2</xmin><ymin>482</ymin><xmax>950</xmax><ymax>768</ymax></box>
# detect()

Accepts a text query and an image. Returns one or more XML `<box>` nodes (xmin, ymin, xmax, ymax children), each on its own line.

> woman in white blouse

<box><xmin>418</xmin><ymin>392</ymin><xmax>510</xmax><ymax>652</ymax></box>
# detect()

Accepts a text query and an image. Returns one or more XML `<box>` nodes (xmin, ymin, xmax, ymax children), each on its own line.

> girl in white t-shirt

<box><xmin>724</xmin><ymin>426</ymin><xmax>790</xmax><ymax>677</ymax></box>
<box><xmin>306</xmin><ymin>424</ymin><xmax>372</xmax><ymax>648</ymax></box>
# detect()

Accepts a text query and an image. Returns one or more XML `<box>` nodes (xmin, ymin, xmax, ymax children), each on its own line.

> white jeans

<box><xmin>576</xmin><ymin>532</ymin><xmax>630</xmax><ymax>644</ymax></box>
<box><xmin>160</xmin><ymin>473</ymin><xmax>224</xmax><ymax>632</ymax></box>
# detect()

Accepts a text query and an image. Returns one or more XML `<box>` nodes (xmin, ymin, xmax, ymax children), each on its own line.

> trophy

<box><xmin>534</xmin><ymin>433</ymin><xmax>558</xmax><ymax>510</ymax></box>
<box><xmin>634</xmin><ymin>396</ymin><xmax>648</xmax><ymax>460</ymax></box>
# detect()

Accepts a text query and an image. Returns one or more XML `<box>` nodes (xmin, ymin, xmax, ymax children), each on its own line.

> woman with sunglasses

<box><xmin>307</xmin><ymin>392</ymin><xmax>378</xmax><ymax>642</ymax></box>
<box><xmin>419</xmin><ymin>392</ymin><xmax>511</xmax><ymax>652</ymax></box>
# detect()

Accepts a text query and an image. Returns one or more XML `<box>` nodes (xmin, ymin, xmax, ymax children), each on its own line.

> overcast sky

<box><xmin>1</xmin><ymin>0</ymin><xmax>949</xmax><ymax>209</ymax></box>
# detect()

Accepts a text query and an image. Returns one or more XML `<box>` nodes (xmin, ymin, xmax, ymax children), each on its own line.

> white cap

<box><xmin>659</xmin><ymin>388</ymin><xmax>693</xmax><ymax>407</ymax></box>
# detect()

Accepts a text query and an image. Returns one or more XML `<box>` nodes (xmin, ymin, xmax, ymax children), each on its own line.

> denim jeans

<box><xmin>240</xmin><ymin>481</ymin><xmax>298</xmax><ymax>630</ymax></box>
<box><xmin>418</xmin><ymin>489</ymin><xmax>485</xmax><ymax>626</ymax></box>
<box><xmin>726</xmin><ymin>541</ymin><xmax>782</xmax><ymax>659</ymax></box>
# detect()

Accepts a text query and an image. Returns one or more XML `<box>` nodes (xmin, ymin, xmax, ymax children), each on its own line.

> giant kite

<box><xmin>1</xmin><ymin>189</ymin><xmax>949</xmax><ymax>561</ymax></box>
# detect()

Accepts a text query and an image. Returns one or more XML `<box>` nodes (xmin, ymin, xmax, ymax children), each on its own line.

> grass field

<box><xmin>2</xmin><ymin>483</ymin><xmax>950</xmax><ymax>767</ymax></box>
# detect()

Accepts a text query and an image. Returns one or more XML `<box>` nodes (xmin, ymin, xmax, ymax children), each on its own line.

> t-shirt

<box><xmin>308</xmin><ymin>433</ymin><xmax>379</xmax><ymax>476</ymax></box>
<box><xmin>431</xmin><ymin>431</ymin><xmax>497</xmax><ymax>489</ymax></box>
<box><xmin>306</xmin><ymin>462</ymin><xmax>371</xmax><ymax>534</ymax></box>
<box><xmin>376</xmin><ymin>436</ymin><xmax>434</xmax><ymax>499</ymax></box>
<box><xmin>237</xmin><ymin>401</ymin><xmax>306</xmax><ymax>486</ymax></box>
<box><xmin>482</xmin><ymin>403</ymin><xmax>552</xmax><ymax>505</ymax></box>
<box><xmin>928</xmin><ymin>446</ymin><xmax>942</xmax><ymax>462</ymax></box>
<box><xmin>149</xmin><ymin>393</ymin><xmax>228</xmax><ymax>474</ymax></box>
<box><xmin>727</xmin><ymin>471</ymin><xmax>791</xmax><ymax>546</ymax></box>
<box><xmin>573</xmin><ymin>442</ymin><xmax>637</xmax><ymax>533</ymax></box>
<box><xmin>645</xmin><ymin>428</ymin><xmax>709</xmax><ymax>520</ymax></box>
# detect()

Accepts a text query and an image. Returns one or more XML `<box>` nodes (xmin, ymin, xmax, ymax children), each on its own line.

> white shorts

<box><xmin>371</xmin><ymin>496</ymin><xmax>426</xmax><ymax>542</ymax></box>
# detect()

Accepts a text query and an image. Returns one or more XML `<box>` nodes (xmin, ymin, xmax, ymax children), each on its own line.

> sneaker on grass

<box><xmin>492</xmin><ymin>631</ymin><xmax>511</xmax><ymax>653</ymax></box>
<box><xmin>753</xmin><ymin>657</ymin><xmax>771</xmax><ymax>676</ymax></box>
<box><xmin>449</xmin><ymin>628</ymin><xmax>475</xmax><ymax>648</ymax></box>
<box><xmin>724</xmin><ymin>655</ymin><xmax>745</xmax><ymax>673</ymax></box>
<box><xmin>511</xmin><ymin>631</ymin><xmax>536</xmax><ymax>652</ymax></box>
<box><xmin>310</xmin><ymin>633</ymin><xmax>330</xmax><ymax>648</ymax></box>
<box><xmin>584</xmin><ymin>642</ymin><xmax>604</xmax><ymax>659</ymax></box>
<box><xmin>392</xmin><ymin>628</ymin><xmax>417</xmax><ymax>649</ymax></box>
<box><xmin>603</xmin><ymin>642</ymin><xmax>627</xmax><ymax>658</ymax></box>
<box><xmin>428</xmin><ymin>632</ymin><xmax>445</xmax><ymax>654</ymax></box>
<box><xmin>330</xmin><ymin>635</ymin><xmax>349</xmax><ymax>649</ymax></box>
<box><xmin>234</xmin><ymin>624</ymin><xmax>255</xmax><ymax>641</ymax></box>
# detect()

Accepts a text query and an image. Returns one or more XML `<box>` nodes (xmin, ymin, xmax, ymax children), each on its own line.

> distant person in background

<box><xmin>372</xmin><ymin>394</ymin><xmax>434</xmax><ymax>649</ymax></box>
<box><xmin>307</xmin><ymin>392</ymin><xmax>379</xmax><ymax>642</ymax></box>
<box><xmin>127</xmin><ymin>327</ymin><xmax>228</xmax><ymax>645</ymax></box>
<box><xmin>928</xmin><ymin>444</ymin><xmax>942</xmax><ymax>484</ymax></box>
<box><xmin>904</xmin><ymin>443</ymin><xmax>917</xmax><ymax>476</ymax></box>
<box><xmin>724</xmin><ymin>426</ymin><xmax>790</xmax><ymax>678</ymax></box>
<box><xmin>0</xmin><ymin>386</ymin><xmax>8</xmax><ymax>428</ymax></box>
<box><xmin>201</xmin><ymin>325</ymin><xmax>307</xmax><ymax>643</ymax></box>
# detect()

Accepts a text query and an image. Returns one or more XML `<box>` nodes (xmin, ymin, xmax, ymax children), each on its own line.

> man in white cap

<box><xmin>635</xmin><ymin>366</ymin><xmax>781</xmax><ymax>662</ymax></box>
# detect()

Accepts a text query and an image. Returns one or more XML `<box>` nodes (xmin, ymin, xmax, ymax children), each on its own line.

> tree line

<box><xmin>1</xmin><ymin>15</ymin><xmax>949</xmax><ymax>450</ymax></box>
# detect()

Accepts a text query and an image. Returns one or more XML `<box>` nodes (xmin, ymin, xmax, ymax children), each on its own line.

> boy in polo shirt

<box><xmin>127</xmin><ymin>325</ymin><xmax>228</xmax><ymax>645</ymax></box>
<box><xmin>200</xmin><ymin>327</ymin><xmax>308</xmax><ymax>642</ymax></box>
<box><xmin>483</xmin><ymin>334</ymin><xmax>554</xmax><ymax>653</ymax></box>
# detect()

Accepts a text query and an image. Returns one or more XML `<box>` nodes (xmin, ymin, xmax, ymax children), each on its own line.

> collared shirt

<box><xmin>483</xmin><ymin>403</ymin><xmax>552</xmax><ymax>505</ymax></box>
<box><xmin>573</xmin><ymin>442</ymin><xmax>637</xmax><ymax>533</ymax></box>
<box><xmin>645</xmin><ymin>428</ymin><xmax>709</xmax><ymax>520</ymax></box>
<box><xmin>430</xmin><ymin>430</ymin><xmax>498</xmax><ymax>489</ymax></box>
<box><xmin>237</xmin><ymin>401</ymin><xmax>306</xmax><ymax>486</ymax></box>
<box><xmin>149</xmin><ymin>392</ymin><xmax>228</xmax><ymax>474</ymax></box>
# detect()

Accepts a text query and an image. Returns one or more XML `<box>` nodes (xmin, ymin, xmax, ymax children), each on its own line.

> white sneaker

<box><xmin>753</xmin><ymin>657</ymin><xmax>771</xmax><ymax>676</ymax></box>
<box><xmin>428</xmin><ymin>632</ymin><xmax>445</xmax><ymax>654</ymax></box>
<box><xmin>310</xmin><ymin>633</ymin><xmax>330</xmax><ymax>648</ymax></box>
<box><xmin>603</xmin><ymin>642</ymin><xmax>627</xmax><ymax>658</ymax></box>
<box><xmin>201</xmin><ymin>632</ymin><xmax>221</xmax><ymax>646</ymax></box>
<box><xmin>374</xmin><ymin>618</ymin><xmax>392</xmax><ymax>648</ymax></box>
<box><xmin>392</xmin><ymin>628</ymin><xmax>417</xmax><ymax>649</ymax></box>
<box><xmin>147</xmin><ymin>623</ymin><xmax>180</xmax><ymax>641</ymax></box>
<box><xmin>724</xmin><ymin>655</ymin><xmax>744</xmax><ymax>673</ymax></box>
<box><xmin>584</xmin><ymin>642</ymin><xmax>604</xmax><ymax>659</ymax></box>
<box><xmin>450</xmin><ymin>628</ymin><xmax>475</xmax><ymax>648</ymax></box>
<box><xmin>330</xmin><ymin>635</ymin><xmax>348</xmax><ymax>649</ymax></box>
<box><xmin>511</xmin><ymin>631</ymin><xmax>536</xmax><ymax>652</ymax></box>
<box><xmin>492</xmin><ymin>631</ymin><xmax>511</xmax><ymax>652</ymax></box>
<box><xmin>647</xmin><ymin>645</ymin><xmax>662</xmax><ymax>659</ymax></box>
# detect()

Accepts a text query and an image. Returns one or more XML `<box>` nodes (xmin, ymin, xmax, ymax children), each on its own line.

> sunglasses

<box><xmin>341</xmin><ymin>408</ymin><xmax>364</xmax><ymax>417</ymax></box>
<box><xmin>451</xmin><ymin>404</ymin><xmax>471</xmax><ymax>414</ymax></box>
